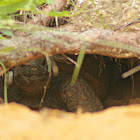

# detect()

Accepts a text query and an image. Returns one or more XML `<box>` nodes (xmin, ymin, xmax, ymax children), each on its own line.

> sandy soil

<box><xmin>0</xmin><ymin>103</ymin><xmax>140</xmax><ymax>140</ymax></box>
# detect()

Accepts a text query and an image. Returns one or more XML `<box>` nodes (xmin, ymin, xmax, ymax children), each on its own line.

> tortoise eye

<box><xmin>20</xmin><ymin>64</ymin><xmax>25</xmax><ymax>67</ymax></box>
<box><xmin>42</xmin><ymin>59</ymin><xmax>46</xmax><ymax>66</ymax></box>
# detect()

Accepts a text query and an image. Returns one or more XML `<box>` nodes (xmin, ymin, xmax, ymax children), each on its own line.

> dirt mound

<box><xmin>0</xmin><ymin>103</ymin><xmax>140</xmax><ymax>140</ymax></box>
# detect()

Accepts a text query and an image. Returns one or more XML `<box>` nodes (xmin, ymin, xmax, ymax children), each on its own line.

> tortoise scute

<box><xmin>60</xmin><ymin>77</ymin><xmax>103</xmax><ymax>112</ymax></box>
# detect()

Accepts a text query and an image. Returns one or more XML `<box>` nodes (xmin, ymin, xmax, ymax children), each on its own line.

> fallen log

<box><xmin>0</xmin><ymin>27</ymin><xmax>139</xmax><ymax>75</ymax></box>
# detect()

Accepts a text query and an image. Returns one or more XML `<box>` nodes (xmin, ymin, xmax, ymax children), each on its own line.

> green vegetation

<box><xmin>90</xmin><ymin>0</ymin><xmax>106</xmax><ymax>29</ymax></box>
<box><xmin>0</xmin><ymin>61</ymin><xmax>8</xmax><ymax>104</ymax></box>
<box><xmin>71</xmin><ymin>44</ymin><xmax>86</xmax><ymax>85</ymax></box>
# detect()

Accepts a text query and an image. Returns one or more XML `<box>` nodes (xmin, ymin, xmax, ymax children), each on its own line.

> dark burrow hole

<box><xmin>0</xmin><ymin>54</ymin><xmax>139</xmax><ymax>113</ymax></box>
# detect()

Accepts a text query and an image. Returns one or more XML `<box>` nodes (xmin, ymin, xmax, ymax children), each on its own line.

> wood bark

<box><xmin>0</xmin><ymin>27</ymin><xmax>140</xmax><ymax>75</ymax></box>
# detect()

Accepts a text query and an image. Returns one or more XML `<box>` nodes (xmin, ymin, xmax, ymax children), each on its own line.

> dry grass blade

<box><xmin>0</xmin><ymin>61</ymin><xmax>8</xmax><ymax>104</ymax></box>
<box><xmin>39</xmin><ymin>53</ymin><xmax>52</xmax><ymax>109</ymax></box>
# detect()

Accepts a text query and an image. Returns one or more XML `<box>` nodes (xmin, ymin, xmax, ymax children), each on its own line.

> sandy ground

<box><xmin>0</xmin><ymin>103</ymin><xmax>140</xmax><ymax>140</ymax></box>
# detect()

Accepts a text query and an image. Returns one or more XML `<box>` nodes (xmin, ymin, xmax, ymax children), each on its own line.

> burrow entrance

<box><xmin>0</xmin><ymin>54</ymin><xmax>139</xmax><ymax>112</ymax></box>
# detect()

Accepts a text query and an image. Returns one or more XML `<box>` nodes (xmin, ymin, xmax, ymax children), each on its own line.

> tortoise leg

<box><xmin>60</xmin><ymin>77</ymin><xmax>104</xmax><ymax>112</ymax></box>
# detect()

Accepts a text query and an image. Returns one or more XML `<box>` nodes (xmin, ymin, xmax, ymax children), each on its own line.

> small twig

<box><xmin>115</xmin><ymin>17</ymin><xmax>140</xmax><ymax>31</ymax></box>
<box><xmin>120</xmin><ymin>17</ymin><xmax>140</xmax><ymax>29</ymax></box>
<box><xmin>62</xmin><ymin>54</ymin><xmax>78</xmax><ymax>66</ymax></box>
<box><xmin>39</xmin><ymin>72</ymin><xmax>51</xmax><ymax>109</ymax></box>
<box><xmin>122</xmin><ymin>64</ymin><xmax>140</xmax><ymax>78</ymax></box>
<box><xmin>39</xmin><ymin>53</ymin><xmax>52</xmax><ymax>109</ymax></box>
